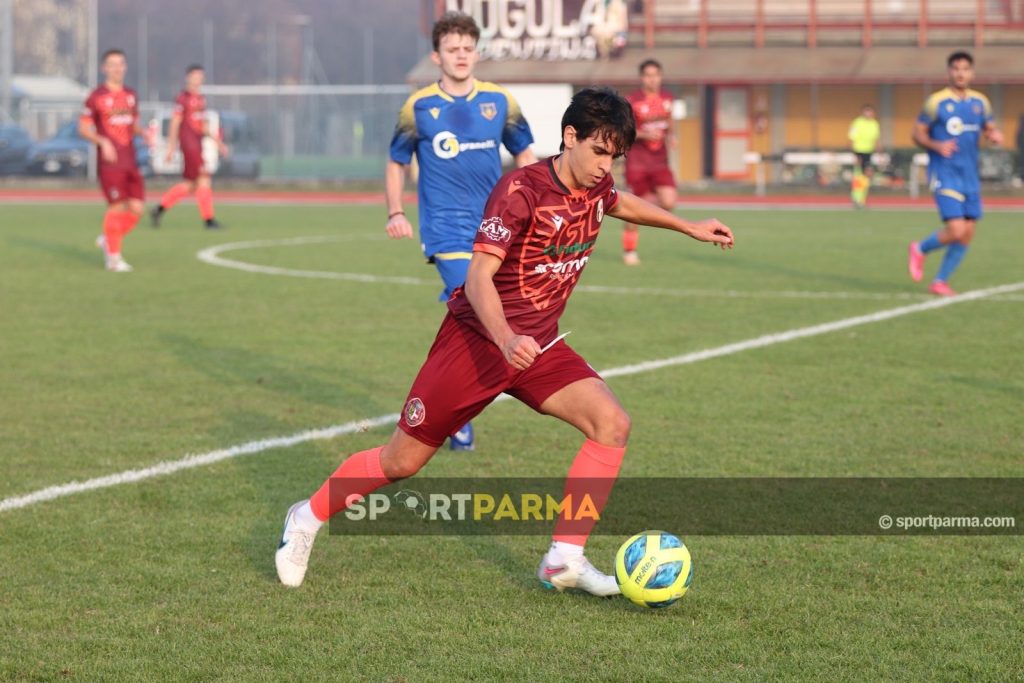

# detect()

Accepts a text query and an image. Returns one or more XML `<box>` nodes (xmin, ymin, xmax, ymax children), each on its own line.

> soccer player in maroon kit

<box><xmin>275</xmin><ymin>88</ymin><xmax>734</xmax><ymax>595</ymax></box>
<box><xmin>622</xmin><ymin>59</ymin><xmax>678</xmax><ymax>266</ymax></box>
<box><xmin>150</xmin><ymin>64</ymin><xmax>228</xmax><ymax>229</ymax></box>
<box><xmin>79</xmin><ymin>49</ymin><xmax>147</xmax><ymax>272</ymax></box>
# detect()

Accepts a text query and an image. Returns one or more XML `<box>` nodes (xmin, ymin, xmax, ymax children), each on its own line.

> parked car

<box><xmin>0</xmin><ymin>125</ymin><xmax>33</xmax><ymax>174</ymax></box>
<box><xmin>216</xmin><ymin>111</ymin><xmax>260</xmax><ymax>179</ymax></box>
<box><xmin>149</xmin><ymin>109</ymin><xmax>259</xmax><ymax>179</ymax></box>
<box><xmin>26</xmin><ymin>121</ymin><xmax>152</xmax><ymax>177</ymax></box>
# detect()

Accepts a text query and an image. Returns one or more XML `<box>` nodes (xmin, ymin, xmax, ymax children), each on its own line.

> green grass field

<box><xmin>1</xmin><ymin>201</ymin><xmax>1022</xmax><ymax>681</ymax></box>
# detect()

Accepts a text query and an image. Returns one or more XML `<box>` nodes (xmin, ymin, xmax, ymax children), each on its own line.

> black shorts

<box><xmin>855</xmin><ymin>153</ymin><xmax>872</xmax><ymax>173</ymax></box>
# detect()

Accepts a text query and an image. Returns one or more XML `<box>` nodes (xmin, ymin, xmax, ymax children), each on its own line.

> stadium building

<box><xmin>416</xmin><ymin>0</ymin><xmax>1024</xmax><ymax>183</ymax></box>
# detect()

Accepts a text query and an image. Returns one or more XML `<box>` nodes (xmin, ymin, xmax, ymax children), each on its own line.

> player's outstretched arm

<box><xmin>464</xmin><ymin>251</ymin><xmax>541</xmax><ymax>370</ymax></box>
<box><xmin>608</xmin><ymin>191</ymin><xmax>734</xmax><ymax>250</ymax></box>
<box><xmin>384</xmin><ymin>160</ymin><xmax>414</xmax><ymax>239</ymax></box>
<box><xmin>165</xmin><ymin>115</ymin><xmax>182</xmax><ymax>163</ymax></box>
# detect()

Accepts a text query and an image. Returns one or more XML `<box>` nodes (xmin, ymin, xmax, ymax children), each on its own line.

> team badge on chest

<box><xmin>479</xmin><ymin>102</ymin><xmax>497</xmax><ymax>121</ymax></box>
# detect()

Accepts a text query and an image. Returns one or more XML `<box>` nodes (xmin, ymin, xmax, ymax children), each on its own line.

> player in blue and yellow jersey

<box><xmin>908</xmin><ymin>51</ymin><xmax>1003</xmax><ymax>296</ymax></box>
<box><xmin>384</xmin><ymin>11</ymin><xmax>536</xmax><ymax>450</ymax></box>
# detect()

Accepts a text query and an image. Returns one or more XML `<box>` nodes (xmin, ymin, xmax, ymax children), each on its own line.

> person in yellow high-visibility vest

<box><xmin>848</xmin><ymin>104</ymin><xmax>881</xmax><ymax>208</ymax></box>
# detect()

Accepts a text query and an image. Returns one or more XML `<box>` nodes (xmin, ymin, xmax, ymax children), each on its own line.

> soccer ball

<box><xmin>614</xmin><ymin>530</ymin><xmax>693</xmax><ymax>608</ymax></box>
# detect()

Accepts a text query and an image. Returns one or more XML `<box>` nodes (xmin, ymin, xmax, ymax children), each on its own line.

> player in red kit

<box><xmin>79</xmin><ymin>49</ymin><xmax>147</xmax><ymax>272</ymax></box>
<box><xmin>150</xmin><ymin>65</ymin><xmax>228</xmax><ymax>229</ymax></box>
<box><xmin>622</xmin><ymin>59</ymin><xmax>678</xmax><ymax>266</ymax></box>
<box><xmin>275</xmin><ymin>88</ymin><xmax>734</xmax><ymax>595</ymax></box>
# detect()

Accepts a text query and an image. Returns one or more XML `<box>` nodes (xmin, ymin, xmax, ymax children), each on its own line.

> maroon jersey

<box><xmin>174</xmin><ymin>89</ymin><xmax>206</xmax><ymax>146</ymax></box>
<box><xmin>626</xmin><ymin>89</ymin><xmax>673</xmax><ymax>157</ymax></box>
<box><xmin>448</xmin><ymin>157</ymin><xmax>619</xmax><ymax>346</ymax></box>
<box><xmin>81</xmin><ymin>85</ymin><xmax>139</xmax><ymax>170</ymax></box>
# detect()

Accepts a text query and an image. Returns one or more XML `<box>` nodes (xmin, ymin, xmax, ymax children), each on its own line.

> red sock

<box><xmin>119</xmin><ymin>211</ymin><xmax>140</xmax><ymax>237</ymax></box>
<box><xmin>195</xmin><ymin>186</ymin><xmax>215</xmax><ymax>220</ymax></box>
<box><xmin>159</xmin><ymin>182</ymin><xmax>191</xmax><ymax>210</ymax></box>
<box><xmin>622</xmin><ymin>229</ymin><xmax>639</xmax><ymax>252</ymax></box>
<box><xmin>309</xmin><ymin>447</ymin><xmax>391</xmax><ymax>521</ymax></box>
<box><xmin>552</xmin><ymin>439</ymin><xmax>626</xmax><ymax>545</ymax></box>
<box><xmin>102</xmin><ymin>209</ymin><xmax>125</xmax><ymax>255</ymax></box>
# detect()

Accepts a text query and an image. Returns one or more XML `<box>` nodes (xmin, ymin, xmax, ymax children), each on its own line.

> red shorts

<box><xmin>181</xmin><ymin>143</ymin><xmax>205</xmax><ymax>181</ymax></box>
<box><xmin>625</xmin><ymin>162</ymin><xmax>675</xmax><ymax>197</ymax></box>
<box><xmin>398</xmin><ymin>313</ymin><xmax>601</xmax><ymax>447</ymax></box>
<box><xmin>98</xmin><ymin>165</ymin><xmax>145</xmax><ymax>204</ymax></box>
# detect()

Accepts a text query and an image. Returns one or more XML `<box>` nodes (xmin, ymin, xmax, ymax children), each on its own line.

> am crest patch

<box><xmin>596</xmin><ymin>198</ymin><xmax>604</xmax><ymax>223</ymax></box>
<box><xmin>479</xmin><ymin>102</ymin><xmax>497</xmax><ymax>121</ymax></box>
<box><xmin>479</xmin><ymin>216</ymin><xmax>511</xmax><ymax>243</ymax></box>
<box><xmin>404</xmin><ymin>397</ymin><xmax>426</xmax><ymax>427</ymax></box>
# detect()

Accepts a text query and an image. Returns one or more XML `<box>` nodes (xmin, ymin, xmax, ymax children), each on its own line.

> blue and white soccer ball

<box><xmin>614</xmin><ymin>530</ymin><xmax>693</xmax><ymax>608</ymax></box>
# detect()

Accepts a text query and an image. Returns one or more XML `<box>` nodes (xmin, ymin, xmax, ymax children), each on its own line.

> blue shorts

<box><xmin>934</xmin><ymin>188</ymin><xmax>983</xmax><ymax>222</ymax></box>
<box><xmin>429</xmin><ymin>253</ymin><xmax>471</xmax><ymax>302</ymax></box>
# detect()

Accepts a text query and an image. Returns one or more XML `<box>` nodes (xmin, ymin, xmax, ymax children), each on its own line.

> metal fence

<box><xmin>12</xmin><ymin>84</ymin><xmax>413</xmax><ymax>181</ymax></box>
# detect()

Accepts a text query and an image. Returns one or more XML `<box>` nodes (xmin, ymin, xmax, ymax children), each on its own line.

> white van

<box><xmin>148</xmin><ymin>109</ymin><xmax>222</xmax><ymax>176</ymax></box>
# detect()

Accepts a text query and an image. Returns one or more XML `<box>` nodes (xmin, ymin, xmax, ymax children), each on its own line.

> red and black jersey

<box><xmin>173</xmin><ymin>89</ymin><xmax>206</xmax><ymax>147</ymax></box>
<box><xmin>448</xmin><ymin>157</ymin><xmax>619</xmax><ymax>346</ymax></box>
<box><xmin>81</xmin><ymin>85</ymin><xmax>139</xmax><ymax>170</ymax></box>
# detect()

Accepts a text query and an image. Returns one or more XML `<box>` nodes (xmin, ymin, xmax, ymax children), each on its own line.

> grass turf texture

<box><xmin>1</xmin><ymin>202</ymin><xmax>1022</xmax><ymax>681</ymax></box>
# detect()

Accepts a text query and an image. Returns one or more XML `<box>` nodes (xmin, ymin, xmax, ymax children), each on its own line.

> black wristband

<box><xmin>388</xmin><ymin>211</ymin><xmax>405</xmax><ymax>219</ymax></box>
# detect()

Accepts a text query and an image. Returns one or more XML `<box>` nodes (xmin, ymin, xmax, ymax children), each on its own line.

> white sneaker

<box><xmin>276</xmin><ymin>500</ymin><xmax>318</xmax><ymax>587</ymax></box>
<box><xmin>537</xmin><ymin>552</ymin><xmax>620</xmax><ymax>597</ymax></box>
<box><xmin>105</xmin><ymin>255</ymin><xmax>133</xmax><ymax>272</ymax></box>
<box><xmin>622</xmin><ymin>250</ymin><xmax>640</xmax><ymax>266</ymax></box>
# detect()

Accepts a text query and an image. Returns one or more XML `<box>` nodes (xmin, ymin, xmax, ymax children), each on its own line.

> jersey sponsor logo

<box><xmin>533</xmin><ymin>255</ymin><xmax>589</xmax><ymax>276</ymax></box>
<box><xmin>478</xmin><ymin>216</ymin><xmax>511</xmax><ymax>243</ymax></box>
<box><xmin>945</xmin><ymin>116</ymin><xmax>979</xmax><ymax>136</ymax></box>
<box><xmin>542</xmin><ymin>239</ymin><xmax>594</xmax><ymax>257</ymax></box>
<box><xmin>479</xmin><ymin>102</ymin><xmax>497</xmax><ymax>120</ymax></box>
<box><xmin>404</xmin><ymin>397</ymin><xmax>426</xmax><ymax>427</ymax></box>
<box><xmin>431</xmin><ymin>131</ymin><xmax>497</xmax><ymax>159</ymax></box>
<box><xmin>432</xmin><ymin>131</ymin><xmax>460</xmax><ymax>159</ymax></box>
<box><xmin>108</xmin><ymin>114</ymin><xmax>135</xmax><ymax>126</ymax></box>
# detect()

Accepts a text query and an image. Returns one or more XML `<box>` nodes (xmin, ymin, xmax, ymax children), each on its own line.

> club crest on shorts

<box><xmin>404</xmin><ymin>397</ymin><xmax>426</xmax><ymax>427</ymax></box>
<box><xmin>479</xmin><ymin>216</ymin><xmax>511</xmax><ymax>244</ymax></box>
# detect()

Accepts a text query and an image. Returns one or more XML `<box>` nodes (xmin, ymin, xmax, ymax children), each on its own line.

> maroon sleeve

<box><xmin>80</xmin><ymin>91</ymin><xmax>96</xmax><ymax>127</ymax></box>
<box><xmin>473</xmin><ymin>173</ymin><xmax>534</xmax><ymax>261</ymax></box>
<box><xmin>173</xmin><ymin>92</ymin><xmax>186</xmax><ymax>119</ymax></box>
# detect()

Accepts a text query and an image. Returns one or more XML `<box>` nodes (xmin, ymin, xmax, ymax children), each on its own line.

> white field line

<box><xmin>3</xmin><ymin>279</ymin><xmax>1023</xmax><ymax>514</ymax></box>
<box><xmin>198</xmin><ymin>236</ymin><xmax>1024</xmax><ymax>302</ymax></box>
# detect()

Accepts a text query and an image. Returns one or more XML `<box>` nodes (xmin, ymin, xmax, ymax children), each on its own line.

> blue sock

<box><xmin>935</xmin><ymin>242</ymin><xmax>968</xmax><ymax>283</ymax></box>
<box><xmin>918</xmin><ymin>231</ymin><xmax>943</xmax><ymax>254</ymax></box>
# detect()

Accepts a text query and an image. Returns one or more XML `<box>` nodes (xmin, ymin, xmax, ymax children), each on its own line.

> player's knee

<box><xmin>127</xmin><ymin>200</ymin><xmax>144</xmax><ymax>216</ymax></box>
<box><xmin>380</xmin><ymin>455</ymin><xmax>419</xmax><ymax>481</ymax></box>
<box><xmin>594</xmin><ymin>408</ymin><xmax>631</xmax><ymax>448</ymax></box>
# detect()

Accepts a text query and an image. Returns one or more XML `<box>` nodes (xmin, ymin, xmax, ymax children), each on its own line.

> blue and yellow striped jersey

<box><xmin>389</xmin><ymin>80</ymin><xmax>534</xmax><ymax>257</ymax></box>
<box><xmin>917</xmin><ymin>87</ymin><xmax>992</xmax><ymax>191</ymax></box>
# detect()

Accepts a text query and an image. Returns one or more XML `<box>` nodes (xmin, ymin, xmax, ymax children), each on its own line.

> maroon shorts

<box><xmin>181</xmin><ymin>143</ymin><xmax>205</xmax><ymax>181</ymax></box>
<box><xmin>98</xmin><ymin>165</ymin><xmax>145</xmax><ymax>204</ymax></box>
<box><xmin>398</xmin><ymin>313</ymin><xmax>602</xmax><ymax>447</ymax></box>
<box><xmin>625</xmin><ymin>162</ymin><xmax>675</xmax><ymax>197</ymax></box>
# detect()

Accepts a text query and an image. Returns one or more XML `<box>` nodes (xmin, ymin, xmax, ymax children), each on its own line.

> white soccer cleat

<box><xmin>537</xmin><ymin>552</ymin><xmax>621</xmax><ymax>597</ymax></box>
<box><xmin>105</xmin><ymin>255</ymin><xmax>133</xmax><ymax>272</ymax></box>
<box><xmin>276</xmin><ymin>500</ymin><xmax>318</xmax><ymax>587</ymax></box>
<box><xmin>622</xmin><ymin>250</ymin><xmax>640</xmax><ymax>266</ymax></box>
